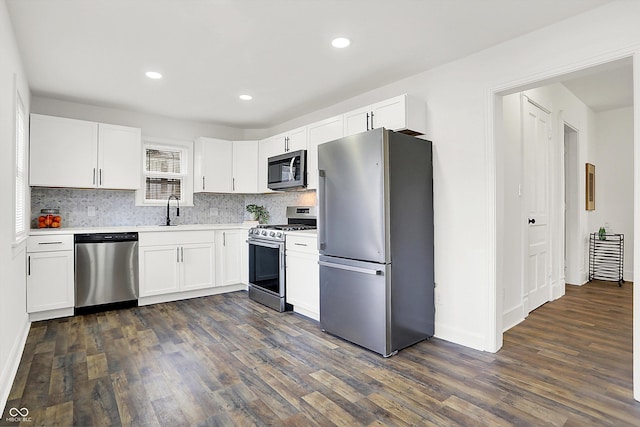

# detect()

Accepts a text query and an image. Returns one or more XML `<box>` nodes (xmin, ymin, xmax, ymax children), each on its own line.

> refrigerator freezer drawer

<box><xmin>319</xmin><ymin>256</ymin><xmax>392</xmax><ymax>356</ymax></box>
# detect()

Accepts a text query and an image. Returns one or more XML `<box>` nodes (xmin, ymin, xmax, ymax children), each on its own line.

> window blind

<box><xmin>144</xmin><ymin>146</ymin><xmax>184</xmax><ymax>201</ymax></box>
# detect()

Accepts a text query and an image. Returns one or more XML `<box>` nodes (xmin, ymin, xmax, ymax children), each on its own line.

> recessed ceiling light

<box><xmin>331</xmin><ymin>37</ymin><xmax>350</xmax><ymax>48</ymax></box>
<box><xmin>145</xmin><ymin>71</ymin><xmax>162</xmax><ymax>79</ymax></box>
<box><xmin>239</xmin><ymin>94</ymin><xmax>253</xmax><ymax>101</ymax></box>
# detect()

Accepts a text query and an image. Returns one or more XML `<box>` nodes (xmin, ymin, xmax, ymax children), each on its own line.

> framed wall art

<box><xmin>586</xmin><ymin>163</ymin><xmax>595</xmax><ymax>211</ymax></box>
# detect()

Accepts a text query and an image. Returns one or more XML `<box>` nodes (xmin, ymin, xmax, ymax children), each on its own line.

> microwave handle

<box><xmin>318</xmin><ymin>169</ymin><xmax>326</xmax><ymax>251</ymax></box>
<box><xmin>289</xmin><ymin>156</ymin><xmax>296</xmax><ymax>181</ymax></box>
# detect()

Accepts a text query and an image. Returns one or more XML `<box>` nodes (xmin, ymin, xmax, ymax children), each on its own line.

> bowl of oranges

<box><xmin>38</xmin><ymin>209</ymin><xmax>62</xmax><ymax>228</ymax></box>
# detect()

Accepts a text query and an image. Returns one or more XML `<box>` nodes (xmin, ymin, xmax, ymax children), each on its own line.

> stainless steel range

<box><xmin>247</xmin><ymin>206</ymin><xmax>316</xmax><ymax>312</ymax></box>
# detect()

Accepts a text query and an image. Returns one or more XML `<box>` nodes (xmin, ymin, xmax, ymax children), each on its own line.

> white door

<box><xmin>523</xmin><ymin>98</ymin><xmax>551</xmax><ymax>313</ymax></box>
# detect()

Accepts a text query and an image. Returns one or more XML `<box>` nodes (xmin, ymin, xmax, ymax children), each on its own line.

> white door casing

<box><xmin>523</xmin><ymin>97</ymin><xmax>552</xmax><ymax>313</ymax></box>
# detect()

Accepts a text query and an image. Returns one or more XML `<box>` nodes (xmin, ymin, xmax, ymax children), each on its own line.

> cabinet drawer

<box><xmin>139</xmin><ymin>230</ymin><xmax>215</xmax><ymax>247</ymax></box>
<box><xmin>27</xmin><ymin>234</ymin><xmax>74</xmax><ymax>252</ymax></box>
<box><xmin>286</xmin><ymin>234</ymin><xmax>318</xmax><ymax>254</ymax></box>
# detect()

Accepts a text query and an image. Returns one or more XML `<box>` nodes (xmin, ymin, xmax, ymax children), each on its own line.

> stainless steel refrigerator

<box><xmin>317</xmin><ymin>128</ymin><xmax>434</xmax><ymax>357</ymax></box>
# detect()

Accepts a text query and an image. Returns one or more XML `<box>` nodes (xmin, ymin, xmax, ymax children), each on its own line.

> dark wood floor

<box><xmin>2</xmin><ymin>280</ymin><xmax>639</xmax><ymax>426</ymax></box>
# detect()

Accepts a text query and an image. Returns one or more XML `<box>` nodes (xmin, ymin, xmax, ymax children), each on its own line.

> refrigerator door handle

<box><xmin>319</xmin><ymin>260</ymin><xmax>383</xmax><ymax>276</ymax></box>
<box><xmin>318</xmin><ymin>169</ymin><xmax>326</xmax><ymax>251</ymax></box>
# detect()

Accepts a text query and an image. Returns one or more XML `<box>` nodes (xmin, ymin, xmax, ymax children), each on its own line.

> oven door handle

<box><xmin>247</xmin><ymin>239</ymin><xmax>282</xmax><ymax>250</ymax></box>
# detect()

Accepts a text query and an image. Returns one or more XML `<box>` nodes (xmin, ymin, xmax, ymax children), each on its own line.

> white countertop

<box><xmin>29</xmin><ymin>223</ymin><xmax>254</xmax><ymax>236</ymax></box>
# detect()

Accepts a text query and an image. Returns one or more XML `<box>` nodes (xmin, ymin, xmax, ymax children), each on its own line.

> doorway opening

<box><xmin>495</xmin><ymin>55</ymin><xmax>634</xmax><ymax>348</ymax></box>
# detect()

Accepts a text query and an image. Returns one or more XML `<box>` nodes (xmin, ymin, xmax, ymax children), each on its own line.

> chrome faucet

<box><xmin>166</xmin><ymin>194</ymin><xmax>180</xmax><ymax>226</ymax></box>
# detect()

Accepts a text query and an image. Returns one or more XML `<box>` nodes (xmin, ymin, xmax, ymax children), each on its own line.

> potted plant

<box><xmin>246</xmin><ymin>204</ymin><xmax>269</xmax><ymax>224</ymax></box>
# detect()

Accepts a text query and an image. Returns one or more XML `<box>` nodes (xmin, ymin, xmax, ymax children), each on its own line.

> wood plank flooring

<box><xmin>2</xmin><ymin>280</ymin><xmax>639</xmax><ymax>426</ymax></box>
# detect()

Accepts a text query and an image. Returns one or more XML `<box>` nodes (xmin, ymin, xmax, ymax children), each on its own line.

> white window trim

<box><xmin>14</xmin><ymin>79</ymin><xmax>27</xmax><ymax>242</ymax></box>
<box><xmin>136</xmin><ymin>136</ymin><xmax>194</xmax><ymax>207</ymax></box>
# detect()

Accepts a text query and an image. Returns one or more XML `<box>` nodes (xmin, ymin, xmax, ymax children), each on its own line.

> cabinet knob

<box><xmin>528</xmin><ymin>218</ymin><xmax>536</xmax><ymax>224</ymax></box>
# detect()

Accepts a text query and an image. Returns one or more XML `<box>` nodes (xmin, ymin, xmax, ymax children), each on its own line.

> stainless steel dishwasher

<box><xmin>74</xmin><ymin>232</ymin><xmax>139</xmax><ymax>311</ymax></box>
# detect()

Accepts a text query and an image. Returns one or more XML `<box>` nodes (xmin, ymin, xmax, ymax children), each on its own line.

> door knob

<box><xmin>528</xmin><ymin>218</ymin><xmax>536</xmax><ymax>224</ymax></box>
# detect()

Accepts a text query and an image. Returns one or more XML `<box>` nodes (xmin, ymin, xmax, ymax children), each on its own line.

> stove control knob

<box><xmin>269</xmin><ymin>231</ymin><xmax>275</xmax><ymax>237</ymax></box>
<box><xmin>261</xmin><ymin>230</ymin><xmax>267</xmax><ymax>236</ymax></box>
<box><xmin>276</xmin><ymin>232</ymin><xmax>283</xmax><ymax>238</ymax></box>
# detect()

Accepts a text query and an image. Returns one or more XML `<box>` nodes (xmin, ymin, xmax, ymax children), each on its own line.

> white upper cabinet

<box><xmin>306</xmin><ymin>115</ymin><xmax>344</xmax><ymax>190</ymax></box>
<box><xmin>343</xmin><ymin>106</ymin><xmax>372</xmax><ymax>137</ymax></box>
<box><xmin>30</xmin><ymin>114</ymin><xmax>98</xmax><ymax>188</ymax></box>
<box><xmin>258</xmin><ymin>136</ymin><xmax>281</xmax><ymax>193</ymax></box>
<box><xmin>344</xmin><ymin>94</ymin><xmax>426</xmax><ymax>137</ymax></box>
<box><xmin>29</xmin><ymin>114</ymin><xmax>141</xmax><ymax>189</ymax></box>
<box><xmin>98</xmin><ymin>123</ymin><xmax>142</xmax><ymax>189</ymax></box>
<box><xmin>271</xmin><ymin>126</ymin><xmax>308</xmax><ymax>153</ymax></box>
<box><xmin>232</xmin><ymin>140</ymin><xmax>258</xmax><ymax>193</ymax></box>
<box><xmin>194</xmin><ymin>137</ymin><xmax>234</xmax><ymax>193</ymax></box>
<box><xmin>194</xmin><ymin>138</ymin><xmax>259</xmax><ymax>193</ymax></box>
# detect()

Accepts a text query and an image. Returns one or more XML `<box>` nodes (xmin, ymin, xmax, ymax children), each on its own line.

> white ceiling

<box><xmin>562</xmin><ymin>60</ymin><xmax>633</xmax><ymax>112</ymax></box>
<box><xmin>6</xmin><ymin>0</ymin><xmax>619</xmax><ymax>129</ymax></box>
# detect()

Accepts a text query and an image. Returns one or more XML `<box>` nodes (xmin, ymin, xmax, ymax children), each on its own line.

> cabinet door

<box><xmin>216</xmin><ymin>230</ymin><xmax>242</xmax><ymax>286</ymax></box>
<box><xmin>258</xmin><ymin>137</ymin><xmax>281</xmax><ymax>193</ymax></box>
<box><xmin>306</xmin><ymin>115</ymin><xmax>343</xmax><ymax>190</ymax></box>
<box><xmin>98</xmin><ymin>123</ymin><xmax>141</xmax><ymax>189</ymax></box>
<box><xmin>29</xmin><ymin>114</ymin><xmax>98</xmax><ymax>188</ymax></box>
<box><xmin>233</xmin><ymin>140</ymin><xmax>258</xmax><ymax>193</ymax></box>
<box><xmin>343</xmin><ymin>106</ymin><xmax>371</xmax><ymax>137</ymax></box>
<box><xmin>371</xmin><ymin>95</ymin><xmax>406</xmax><ymax>131</ymax></box>
<box><xmin>181</xmin><ymin>243</ymin><xmax>215</xmax><ymax>291</ymax></box>
<box><xmin>286</xmin><ymin>126</ymin><xmax>307</xmax><ymax>152</ymax></box>
<box><xmin>27</xmin><ymin>251</ymin><xmax>74</xmax><ymax>312</ymax></box>
<box><xmin>139</xmin><ymin>245</ymin><xmax>180</xmax><ymax>296</ymax></box>
<box><xmin>286</xmin><ymin>251</ymin><xmax>319</xmax><ymax>321</ymax></box>
<box><xmin>194</xmin><ymin>138</ymin><xmax>233</xmax><ymax>193</ymax></box>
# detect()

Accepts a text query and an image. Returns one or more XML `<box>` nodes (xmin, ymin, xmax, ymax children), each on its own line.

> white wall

<box><xmin>591</xmin><ymin>107</ymin><xmax>634</xmax><ymax>280</ymax></box>
<box><xmin>31</xmin><ymin>96</ymin><xmax>245</xmax><ymax>142</ymax></box>
<box><xmin>0</xmin><ymin>1</ymin><xmax>31</xmax><ymax>414</ymax></box>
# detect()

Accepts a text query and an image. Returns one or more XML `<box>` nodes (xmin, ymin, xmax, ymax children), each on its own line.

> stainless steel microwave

<box><xmin>267</xmin><ymin>150</ymin><xmax>307</xmax><ymax>190</ymax></box>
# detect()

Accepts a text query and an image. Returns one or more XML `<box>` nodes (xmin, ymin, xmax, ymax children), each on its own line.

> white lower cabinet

<box><xmin>215</xmin><ymin>229</ymin><xmax>242</xmax><ymax>286</ymax></box>
<box><xmin>285</xmin><ymin>233</ymin><xmax>319</xmax><ymax>321</ymax></box>
<box><xmin>139</xmin><ymin>230</ymin><xmax>215</xmax><ymax>297</ymax></box>
<box><xmin>27</xmin><ymin>235</ymin><xmax>74</xmax><ymax>318</ymax></box>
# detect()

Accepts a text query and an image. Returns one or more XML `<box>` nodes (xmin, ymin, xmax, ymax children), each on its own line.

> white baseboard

<box><xmin>434</xmin><ymin>322</ymin><xmax>487</xmax><ymax>352</ymax></box>
<box><xmin>502</xmin><ymin>303</ymin><xmax>525</xmax><ymax>332</ymax></box>
<box><xmin>139</xmin><ymin>284</ymin><xmax>247</xmax><ymax>306</ymax></box>
<box><xmin>0</xmin><ymin>318</ymin><xmax>30</xmax><ymax>417</ymax></box>
<box><xmin>293</xmin><ymin>306</ymin><xmax>319</xmax><ymax>322</ymax></box>
<box><xmin>29</xmin><ymin>307</ymin><xmax>74</xmax><ymax>322</ymax></box>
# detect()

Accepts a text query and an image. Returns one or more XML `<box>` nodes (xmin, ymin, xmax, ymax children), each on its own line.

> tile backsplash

<box><xmin>31</xmin><ymin>188</ymin><xmax>317</xmax><ymax>229</ymax></box>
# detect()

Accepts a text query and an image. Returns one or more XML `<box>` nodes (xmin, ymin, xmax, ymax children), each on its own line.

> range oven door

<box><xmin>248</xmin><ymin>238</ymin><xmax>289</xmax><ymax>311</ymax></box>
